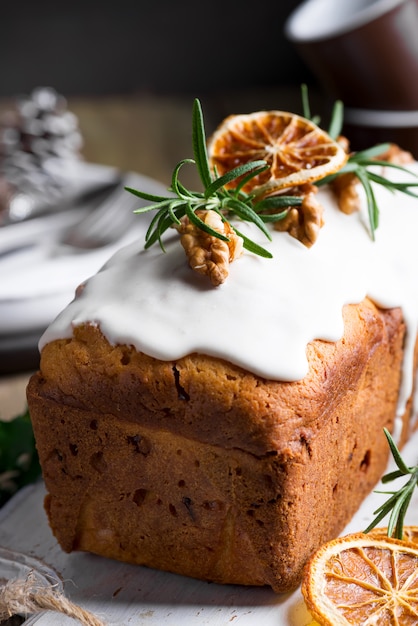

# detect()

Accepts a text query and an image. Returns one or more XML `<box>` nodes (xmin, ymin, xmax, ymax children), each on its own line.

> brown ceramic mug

<box><xmin>285</xmin><ymin>0</ymin><xmax>418</xmax><ymax>155</ymax></box>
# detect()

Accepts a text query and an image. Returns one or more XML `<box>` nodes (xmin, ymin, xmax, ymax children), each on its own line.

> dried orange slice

<box><xmin>207</xmin><ymin>111</ymin><xmax>347</xmax><ymax>197</ymax></box>
<box><xmin>368</xmin><ymin>525</ymin><xmax>418</xmax><ymax>545</ymax></box>
<box><xmin>302</xmin><ymin>532</ymin><xmax>418</xmax><ymax>625</ymax></box>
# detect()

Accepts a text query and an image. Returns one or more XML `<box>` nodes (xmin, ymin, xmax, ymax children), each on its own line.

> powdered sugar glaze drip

<box><xmin>40</xmin><ymin>164</ymin><xmax>418</xmax><ymax>435</ymax></box>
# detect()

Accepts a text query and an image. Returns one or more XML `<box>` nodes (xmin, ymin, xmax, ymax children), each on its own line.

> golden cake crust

<box><xmin>27</xmin><ymin>298</ymin><xmax>416</xmax><ymax>592</ymax></box>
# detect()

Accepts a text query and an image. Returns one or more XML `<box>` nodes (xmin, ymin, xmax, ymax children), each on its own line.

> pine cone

<box><xmin>0</xmin><ymin>87</ymin><xmax>83</xmax><ymax>224</ymax></box>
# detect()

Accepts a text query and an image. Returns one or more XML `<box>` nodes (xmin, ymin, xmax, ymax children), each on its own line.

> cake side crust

<box><xmin>26</xmin><ymin>298</ymin><xmax>416</xmax><ymax>592</ymax></box>
<box><xmin>33</xmin><ymin>299</ymin><xmax>407</xmax><ymax>454</ymax></box>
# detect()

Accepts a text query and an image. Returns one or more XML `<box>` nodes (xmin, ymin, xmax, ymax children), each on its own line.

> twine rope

<box><xmin>0</xmin><ymin>572</ymin><xmax>106</xmax><ymax>626</ymax></box>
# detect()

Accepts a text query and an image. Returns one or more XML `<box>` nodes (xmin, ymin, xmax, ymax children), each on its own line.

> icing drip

<box><xmin>40</xmin><ymin>165</ymin><xmax>418</xmax><ymax>422</ymax></box>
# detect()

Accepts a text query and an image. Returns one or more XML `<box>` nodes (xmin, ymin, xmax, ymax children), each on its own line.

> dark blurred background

<box><xmin>0</xmin><ymin>0</ymin><xmax>330</xmax><ymax>195</ymax></box>
<box><xmin>0</xmin><ymin>0</ymin><xmax>326</xmax><ymax>375</ymax></box>
<box><xmin>1</xmin><ymin>0</ymin><xmax>314</xmax><ymax>99</ymax></box>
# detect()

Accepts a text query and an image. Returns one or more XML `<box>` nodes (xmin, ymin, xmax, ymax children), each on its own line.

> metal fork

<box><xmin>0</xmin><ymin>173</ymin><xmax>166</xmax><ymax>265</ymax></box>
<box><xmin>60</xmin><ymin>172</ymin><xmax>156</xmax><ymax>250</ymax></box>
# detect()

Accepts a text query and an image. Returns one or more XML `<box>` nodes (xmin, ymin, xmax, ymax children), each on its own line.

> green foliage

<box><xmin>364</xmin><ymin>428</ymin><xmax>418</xmax><ymax>539</ymax></box>
<box><xmin>0</xmin><ymin>408</ymin><xmax>41</xmax><ymax>507</ymax></box>
<box><xmin>127</xmin><ymin>93</ymin><xmax>418</xmax><ymax>259</ymax></box>
<box><xmin>125</xmin><ymin>98</ymin><xmax>303</xmax><ymax>258</ymax></box>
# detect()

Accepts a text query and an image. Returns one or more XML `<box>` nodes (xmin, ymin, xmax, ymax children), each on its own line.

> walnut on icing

<box><xmin>331</xmin><ymin>141</ymin><xmax>415</xmax><ymax>217</ymax></box>
<box><xmin>175</xmin><ymin>140</ymin><xmax>414</xmax><ymax>282</ymax></box>
<box><xmin>176</xmin><ymin>209</ymin><xmax>244</xmax><ymax>286</ymax></box>
<box><xmin>332</xmin><ymin>171</ymin><xmax>362</xmax><ymax>215</ymax></box>
<box><xmin>125</xmin><ymin>97</ymin><xmax>418</xmax><ymax>288</ymax></box>
<box><xmin>330</xmin><ymin>135</ymin><xmax>362</xmax><ymax>215</ymax></box>
<box><xmin>273</xmin><ymin>184</ymin><xmax>324</xmax><ymax>248</ymax></box>
<box><xmin>378</xmin><ymin>144</ymin><xmax>414</xmax><ymax>165</ymax></box>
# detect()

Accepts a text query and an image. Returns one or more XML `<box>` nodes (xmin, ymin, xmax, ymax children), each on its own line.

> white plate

<box><xmin>0</xmin><ymin>170</ymin><xmax>166</xmax><ymax>336</ymax></box>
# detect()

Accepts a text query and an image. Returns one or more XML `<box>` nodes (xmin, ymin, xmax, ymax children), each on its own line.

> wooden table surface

<box><xmin>63</xmin><ymin>87</ymin><xmax>323</xmax><ymax>189</ymax></box>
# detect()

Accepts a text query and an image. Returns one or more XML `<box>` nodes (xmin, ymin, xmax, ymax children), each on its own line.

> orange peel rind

<box><xmin>207</xmin><ymin>110</ymin><xmax>347</xmax><ymax>197</ymax></box>
<box><xmin>301</xmin><ymin>531</ymin><xmax>418</xmax><ymax>625</ymax></box>
<box><xmin>367</xmin><ymin>525</ymin><xmax>418</xmax><ymax>545</ymax></box>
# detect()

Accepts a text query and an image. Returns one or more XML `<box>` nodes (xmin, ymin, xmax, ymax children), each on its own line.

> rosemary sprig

<box><xmin>364</xmin><ymin>428</ymin><xmax>418</xmax><ymax>539</ymax></box>
<box><xmin>300</xmin><ymin>83</ymin><xmax>343</xmax><ymax>138</ymax></box>
<box><xmin>318</xmin><ymin>145</ymin><xmax>418</xmax><ymax>239</ymax></box>
<box><xmin>302</xmin><ymin>87</ymin><xmax>418</xmax><ymax>239</ymax></box>
<box><xmin>127</xmin><ymin>92</ymin><xmax>418</xmax><ymax>256</ymax></box>
<box><xmin>327</xmin><ymin>99</ymin><xmax>344</xmax><ymax>140</ymax></box>
<box><xmin>314</xmin><ymin>96</ymin><xmax>418</xmax><ymax>240</ymax></box>
<box><xmin>301</xmin><ymin>83</ymin><xmax>321</xmax><ymax>126</ymax></box>
<box><xmin>125</xmin><ymin>98</ymin><xmax>302</xmax><ymax>258</ymax></box>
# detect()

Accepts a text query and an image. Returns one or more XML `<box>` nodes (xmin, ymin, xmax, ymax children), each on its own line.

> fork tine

<box><xmin>61</xmin><ymin>175</ymin><xmax>148</xmax><ymax>249</ymax></box>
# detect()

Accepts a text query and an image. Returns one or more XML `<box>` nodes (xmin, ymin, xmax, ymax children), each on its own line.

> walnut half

<box><xmin>176</xmin><ymin>209</ymin><xmax>243</xmax><ymax>286</ymax></box>
<box><xmin>331</xmin><ymin>142</ymin><xmax>414</xmax><ymax>215</ymax></box>
<box><xmin>273</xmin><ymin>185</ymin><xmax>324</xmax><ymax>247</ymax></box>
<box><xmin>332</xmin><ymin>171</ymin><xmax>361</xmax><ymax>215</ymax></box>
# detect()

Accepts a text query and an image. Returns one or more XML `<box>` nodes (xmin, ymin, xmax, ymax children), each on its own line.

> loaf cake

<box><xmin>26</xmin><ymin>114</ymin><xmax>418</xmax><ymax>592</ymax></box>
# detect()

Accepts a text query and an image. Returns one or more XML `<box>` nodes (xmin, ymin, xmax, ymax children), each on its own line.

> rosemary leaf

<box><xmin>204</xmin><ymin>160</ymin><xmax>267</xmax><ymax>198</ymax></box>
<box><xmin>367</xmin><ymin>172</ymin><xmax>418</xmax><ymax>197</ymax></box>
<box><xmin>383</xmin><ymin>428</ymin><xmax>413</xmax><ymax>474</ymax></box>
<box><xmin>388</xmin><ymin>481</ymin><xmax>415</xmax><ymax>539</ymax></box>
<box><xmin>301</xmin><ymin>84</ymin><xmax>311</xmax><ymax>120</ymax></box>
<box><xmin>134</xmin><ymin>198</ymin><xmax>176</xmax><ymax>215</ymax></box>
<box><xmin>388</xmin><ymin>490</ymin><xmax>409</xmax><ymax>538</ymax></box>
<box><xmin>382</xmin><ymin>469</ymin><xmax>409</xmax><ymax>482</ymax></box>
<box><xmin>233</xmin><ymin>226</ymin><xmax>273</xmax><ymax>258</ymax></box>
<box><xmin>349</xmin><ymin>144</ymin><xmax>392</xmax><ymax>162</ymax></box>
<box><xmin>258</xmin><ymin>210</ymin><xmax>292</xmax><ymax>224</ymax></box>
<box><xmin>167</xmin><ymin>202</ymin><xmax>182</xmax><ymax>226</ymax></box>
<box><xmin>254</xmin><ymin>195</ymin><xmax>303</xmax><ymax>212</ymax></box>
<box><xmin>301</xmin><ymin>83</ymin><xmax>321</xmax><ymax>125</ymax></box>
<box><xmin>328</xmin><ymin>100</ymin><xmax>344</xmax><ymax>139</ymax></box>
<box><xmin>364</xmin><ymin>429</ymin><xmax>418</xmax><ymax>539</ymax></box>
<box><xmin>355</xmin><ymin>167</ymin><xmax>379</xmax><ymax>237</ymax></box>
<box><xmin>145</xmin><ymin>210</ymin><xmax>181</xmax><ymax>250</ymax></box>
<box><xmin>171</xmin><ymin>159</ymin><xmax>196</xmax><ymax>198</ymax></box>
<box><xmin>125</xmin><ymin>186</ymin><xmax>168</xmax><ymax>203</ymax></box>
<box><xmin>395</xmin><ymin>488</ymin><xmax>414</xmax><ymax>538</ymax></box>
<box><xmin>184</xmin><ymin>202</ymin><xmax>230</xmax><ymax>242</ymax></box>
<box><xmin>235</xmin><ymin>162</ymin><xmax>270</xmax><ymax>195</ymax></box>
<box><xmin>224</xmin><ymin>197</ymin><xmax>272</xmax><ymax>240</ymax></box>
<box><xmin>362</xmin><ymin>159</ymin><xmax>418</xmax><ymax>177</ymax></box>
<box><xmin>192</xmin><ymin>98</ymin><xmax>212</xmax><ymax>189</ymax></box>
<box><xmin>364</xmin><ymin>501</ymin><xmax>394</xmax><ymax>531</ymax></box>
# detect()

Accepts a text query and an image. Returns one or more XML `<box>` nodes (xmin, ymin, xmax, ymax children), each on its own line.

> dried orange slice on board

<box><xmin>207</xmin><ymin>111</ymin><xmax>347</xmax><ymax>197</ymax></box>
<box><xmin>301</xmin><ymin>532</ymin><xmax>418</xmax><ymax>625</ymax></box>
<box><xmin>368</xmin><ymin>525</ymin><xmax>418</xmax><ymax>545</ymax></box>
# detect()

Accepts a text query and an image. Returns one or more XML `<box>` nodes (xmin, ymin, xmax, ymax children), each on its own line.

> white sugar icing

<box><xmin>40</xmin><ymin>164</ymin><xmax>418</xmax><ymax>438</ymax></box>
